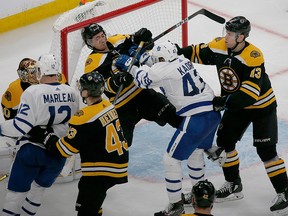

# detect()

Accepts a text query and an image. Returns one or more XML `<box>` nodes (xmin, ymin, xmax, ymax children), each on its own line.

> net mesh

<box><xmin>49</xmin><ymin>0</ymin><xmax>186</xmax><ymax>86</ymax></box>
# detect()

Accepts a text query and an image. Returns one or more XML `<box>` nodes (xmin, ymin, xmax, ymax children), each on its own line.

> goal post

<box><xmin>50</xmin><ymin>0</ymin><xmax>188</xmax><ymax>84</ymax></box>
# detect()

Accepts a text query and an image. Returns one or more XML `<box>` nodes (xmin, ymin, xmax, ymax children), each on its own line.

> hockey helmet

<box><xmin>81</xmin><ymin>23</ymin><xmax>105</xmax><ymax>49</ymax></box>
<box><xmin>36</xmin><ymin>54</ymin><xmax>60</xmax><ymax>79</ymax></box>
<box><xmin>192</xmin><ymin>179</ymin><xmax>216</xmax><ymax>208</ymax></box>
<box><xmin>150</xmin><ymin>41</ymin><xmax>178</xmax><ymax>63</ymax></box>
<box><xmin>17</xmin><ymin>58</ymin><xmax>39</xmax><ymax>84</ymax></box>
<box><xmin>225</xmin><ymin>16</ymin><xmax>251</xmax><ymax>38</ymax></box>
<box><xmin>78</xmin><ymin>70</ymin><xmax>105</xmax><ymax>97</ymax></box>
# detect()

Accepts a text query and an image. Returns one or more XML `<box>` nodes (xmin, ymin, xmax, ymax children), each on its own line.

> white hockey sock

<box><xmin>21</xmin><ymin>181</ymin><xmax>45</xmax><ymax>215</ymax></box>
<box><xmin>187</xmin><ymin>148</ymin><xmax>205</xmax><ymax>186</ymax></box>
<box><xmin>1</xmin><ymin>190</ymin><xmax>27</xmax><ymax>216</ymax></box>
<box><xmin>163</xmin><ymin>153</ymin><xmax>183</xmax><ymax>203</ymax></box>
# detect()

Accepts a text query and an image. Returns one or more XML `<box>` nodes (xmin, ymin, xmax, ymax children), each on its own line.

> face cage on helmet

<box><xmin>17</xmin><ymin>65</ymin><xmax>38</xmax><ymax>84</ymax></box>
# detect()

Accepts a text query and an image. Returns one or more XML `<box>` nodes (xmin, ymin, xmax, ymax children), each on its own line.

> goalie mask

<box><xmin>81</xmin><ymin>23</ymin><xmax>105</xmax><ymax>50</ymax></box>
<box><xmin>192</xmin><ymin>179</ymin><xmax>216</xmax><ymax>208</ymax></box>
<box><xmin>78</xmin><ymin>71</ymin><xmax>105</xmax><ymax>99</ymax></box>
<box><xmin>17</xmin><ymin>58</ymin><xmax>39</xmax><ymax>84</ymax></box>
<box><xmin>150</xmin><ymin>41</ymin><xmax>178</xmax><ymax>63</ymax></box>
<box><xmin>36</xmin><ymin>54</ymin><xmax>60</xmax><ymax>80</ymax></box>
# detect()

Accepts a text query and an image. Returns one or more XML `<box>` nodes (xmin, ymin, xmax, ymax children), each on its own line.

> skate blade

<box><xmin>272</xmin><ymin>206</ymin><xmax>288</xmax><ymax>216</ymax></box>
<box><xmin>215</xmin><ymin>192</ymin><xmax>244</xmax><ymax>203</ymax></box>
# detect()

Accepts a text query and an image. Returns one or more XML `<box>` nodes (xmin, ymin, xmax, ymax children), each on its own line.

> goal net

<box><xmin>50</xmin><ymin>0</ymin><xmax>188</xmax><ymax>86</ymax></box>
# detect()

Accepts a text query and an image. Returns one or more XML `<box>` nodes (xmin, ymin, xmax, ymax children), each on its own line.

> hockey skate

<box><xmin>270</xmin><ymin>188</ymin><xmax>288</xmax><ymax>216</ymax></box>
<box><xmin>215</xmin><ymin>178</ymin><xmax>244</xmax><ymax>203</ymax></box>
<box><xmin>181</xmin><ymin>192</ymin><xmax>192</xmax><ymax>205</ymax></box>
<box><xmin>154</xmin><ymin>200</ymin><xmax>185</xmax><ymax>216</ymax></box>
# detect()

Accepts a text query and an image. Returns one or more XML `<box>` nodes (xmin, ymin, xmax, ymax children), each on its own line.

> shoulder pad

<box><xmin>238</xmin><ymin>43</ymin><xmax>264</xmax><ymax>67</ymax></box>
<box><xmin>69</xmin><ymin>100</ymin><xmax>113</xmax><ymax>125</ymax></box>
<box><xmin>208</xmin><ymin>37</ymin><xmax>227</xmax><ymax>52</ymax></box>
<box><xmin>84</xmin><ymin>53</ymin><xmax>107</xmax><ymax>73</ymax></box>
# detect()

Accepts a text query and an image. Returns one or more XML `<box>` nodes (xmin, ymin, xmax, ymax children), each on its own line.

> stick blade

<box><xmin>202</xmin><ymin>9</ymin><xmax>226</xmax><ymax>24</ymax></box>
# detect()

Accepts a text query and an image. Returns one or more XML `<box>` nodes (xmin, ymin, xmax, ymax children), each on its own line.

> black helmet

<box><xmin>81</xmin><ymin>23</ymin><xmax>105</xmax><ymax>49</ymax></box>
<box><xmin>225</xmin><ymin>16</ymin><xmax>251</xmax><ymax>38</ymax></box>
<box><xmin>79</xmin><ymin>70</ymin><xmax>105</xmax><ymax>97</ymax></box>
<box><xmin>192</xmin><ymin>180</ymin><xmax>216</xmax><ymax>208</ymax></box>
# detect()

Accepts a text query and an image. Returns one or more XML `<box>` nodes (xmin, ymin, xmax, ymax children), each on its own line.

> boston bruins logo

<box><xmin>219</xmin><ymin>67</ymin><xmax>240</xmax><ymax>92</ymax></box>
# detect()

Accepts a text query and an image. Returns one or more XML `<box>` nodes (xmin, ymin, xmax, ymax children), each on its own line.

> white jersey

<box><xmin>0</xmin><ymin>82</ymin><xmax>79</xmax><ymax>148</ymax></box>
<box><xmin>130</xmin><ymin>55</ymin><xmax>215</xmax><ymax>116</ymax></box>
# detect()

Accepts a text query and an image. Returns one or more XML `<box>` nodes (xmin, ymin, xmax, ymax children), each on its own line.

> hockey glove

<box><xmin>132</xmin><ymin>28</ymin><xmax>154</xmax><ymax>50</ymax></box>
<box><xmin>115</xmin><ymin>55</ymin><xmax>133</xmax><ymax>72</ymax></box>
<box><xmin>28</xmin><ymin>126</ymin><xmax>59</xmax><ymax>150</ymax></box>
<box><xmin>205</xmin><ymin>146</ymin><xmax>226</xmax><ymax>167</ymax></box>
<box><xmin>212</xmin><ymin>95</ymin><xmax>229</xmax><ymax>112</ymax></box>
<box><xmin>128</xmin><ymin>45</ymin><xmax>152</xmax><ymax>66</ymax></box>
<box><xmin>111</xmin><ymin>72</ymin><xmax>134</xmax><ymax>88</ymax></box>
<box><xmin>133</xmin><ymin>28</ymin><xmax>152</xmax><ymax>44</ymax></box>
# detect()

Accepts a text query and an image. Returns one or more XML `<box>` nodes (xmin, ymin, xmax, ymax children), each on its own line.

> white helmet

<box><xmin>151</xmin><ymin>41</ymin><xmax>178</xmax><ymax>63</ymax></box>
<box><xmin>36</xmin><ymin>54</ymin><xmax>60</xmax><ymax>78</ymax></box>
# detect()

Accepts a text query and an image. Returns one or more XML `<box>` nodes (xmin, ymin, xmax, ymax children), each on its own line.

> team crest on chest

<box><xmin>219</xmin><ymin>67</ymin><xmax>240</xmax><ymax>92</ymax></box>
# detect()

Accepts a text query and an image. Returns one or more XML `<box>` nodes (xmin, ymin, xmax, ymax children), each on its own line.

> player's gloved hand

<box><xmin>133</xmin><ymin>28</ymin><xmax>152</xmax><ymax>44</ymax></box>
<box><xmin>175</xmin><ymin>43</ymin><xmax>183</xmax><ymax>55</ymax></box>
<box><xmin>128</xmin><ymin>46</ymin><xmax>152</xmax><ymax>66</ymax></box>
<box><xmin>115</xmin><ymin>55</ymin><xmax>133</xmax><ymax>72</ymax></box>
<box><xmin>204</xmin><ymin>146</ymin><xmax>226</xmax><ymax>167</ymax></box>
<box><xmin>112</xmin><ymin>72</ymin><xmax>134</xmax><ymax>88</ymax></box>
<box><xmin>132</xmin><ymin>28</ymin><xmax>154</xmax><ymax>50</ymax></box>
<box><xmin>28</xmin><ymin>126</ymin><xmax>59</xmax><ymax>150</ymax></box>
<box><xmin>212</xmin><ymin>95</ymin><xmax>228</xmax><ymax>112</ymax></box>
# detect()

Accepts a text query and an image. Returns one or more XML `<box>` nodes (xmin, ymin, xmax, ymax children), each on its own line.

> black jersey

<box><xmin>84</xmin><ymin>34</ymin><xmax>142</xmax><ymax>109</ymax></box>
<box><xmin>184</xmin><ymin>37</ymin><xmax>277</xmax><ymax>112</ymax></box>
<box><xmin>50</xmin><ymin>99</ymin><xmax>128</xmax><ymax>184</ymax></box>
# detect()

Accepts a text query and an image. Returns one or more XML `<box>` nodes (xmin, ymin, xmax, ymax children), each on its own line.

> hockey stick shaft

<box><xmin>112</xmin><ymin>41</ymin><xmax>145</xmax><ymax>105</ymax></box>
<box><xmin>147</xmin><ymin>8</ymin><xmax>225</xmax><ymax>48</ymax></box>
<box><xmin>0</xmin><ymin>173</ymin><xmax>9</xmax><ymax>182</ymax></box>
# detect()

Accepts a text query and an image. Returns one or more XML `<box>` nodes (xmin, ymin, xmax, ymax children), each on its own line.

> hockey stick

<box><xmin>112</xmin><ymin>41</ymin><xmax>145</xmax><ymax>105</ymax></box>
<box><xmin>59</xmin><ymin>155</ymin><xmax>76</xmax><ymax>177</ymax></box>
<box><xmin>145</xmin><ymin>8</ymin><xmax>225</xmax><ymax>48</ymax></box>
<box><xmin>0</xmin><ymin>173</ymin><xmax>9</xmax><ymax>182</ymax></box>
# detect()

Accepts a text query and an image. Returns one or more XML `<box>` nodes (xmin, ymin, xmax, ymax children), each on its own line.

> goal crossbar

<box><xmin>60</xmin><ymin>0</ymin><xmax>161</xmax><ymax>78</ymax></box>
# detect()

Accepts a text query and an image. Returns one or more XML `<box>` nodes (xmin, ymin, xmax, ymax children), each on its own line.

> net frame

<box><xmin>57</xmin><ymin>0</ymin><xmax>188</xmax><ymax>83</ymax></box>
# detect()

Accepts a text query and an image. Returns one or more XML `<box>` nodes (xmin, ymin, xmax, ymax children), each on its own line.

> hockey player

<box><xmin>188</xmin><ymin>179</ymin><xmax>216</xmax><ymax>216</ymax></box>
<box><xmin>81</xmin><ymin>23</ymin><xmax>183</xmax><ymax>147</ymax></box>
<box><xmin>176</xmin><ymin>16</ymin><xmax>288</xmax><ymax>215</ymax></box>
<box><xmin>115</xmin><ymin>41</ymin><xmax>221</xmax><ymax>216</ymax></box>
<box><xmin>28</xmin><ymin>71</ymin><xmax>129</xmax><ymax>216</ymax></box>
<box><xmin>0</xmin><ymin>54</ymin><xmax>79</xmax><ymax>216</ymax></box>
<box><xmin>0</xmin><ymin>57</ymin><xmax>78</xmax><ymax>184</ymax></box>
<box><xmin>1</xmin><ymin>58</ymin><xmax>38</xmax><ymax>120</ymax></box>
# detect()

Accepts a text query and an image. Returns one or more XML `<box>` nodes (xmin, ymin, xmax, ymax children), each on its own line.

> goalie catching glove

<box><xmin>28</xmin><ymin>126</ymin><xmax>59</xmax><ymax>150</ymax></box>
